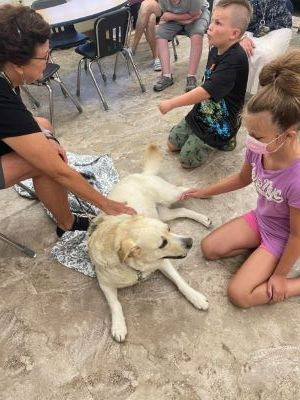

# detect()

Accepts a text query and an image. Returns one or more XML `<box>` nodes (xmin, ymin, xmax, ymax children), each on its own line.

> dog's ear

<box><xmin>118</xmin><ymin>239</ymin><xmax>141</xmax><ymax>263</ymax></box>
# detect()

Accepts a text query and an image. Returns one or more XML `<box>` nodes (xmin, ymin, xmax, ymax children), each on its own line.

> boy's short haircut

<box><xmin>215</xmin><ymin>0</ymin><xmax>252</xmax><ymax>35</ymax></box>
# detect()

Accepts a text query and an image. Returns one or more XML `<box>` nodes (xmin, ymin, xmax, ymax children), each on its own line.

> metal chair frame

<box><xmin>0</xmin><ymin>183</ymin><xmax>37</xmax><ymax>258</ymax></box>
<box><xmin>76</xmin><ymin>7</ymin><xmax>145</xmax><ymax>111</ymax></box>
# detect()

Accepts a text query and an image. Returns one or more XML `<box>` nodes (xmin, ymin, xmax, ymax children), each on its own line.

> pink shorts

<box><xmin>242</xmin><ymin>211</ymin><xmax>282</xmax><ymax>258</ymax></box>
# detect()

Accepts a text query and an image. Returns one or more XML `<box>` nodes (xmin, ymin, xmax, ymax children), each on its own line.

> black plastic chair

<box><xmin>75</xmin><ymin>7</ymin><xmax>146</xmax><ymax>111</ymax></box>
<box><xmin>31</xmin><ymin>0</ymin><xmax>88</xmax><ymax>50</ymax></box>
<box><xmin>29</xmin><ymin>62</ymin><xmax>83</xmax><ymax>126</ymax></box>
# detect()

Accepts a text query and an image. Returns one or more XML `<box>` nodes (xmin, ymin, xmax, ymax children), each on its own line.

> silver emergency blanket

<box><xmin>14</xmin><ymin>152</ymin><xmax>119</xmax><ymax>278</ymax></box>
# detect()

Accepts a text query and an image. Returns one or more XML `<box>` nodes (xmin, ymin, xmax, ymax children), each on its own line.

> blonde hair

<box><xmin>245</xmin><ymin>49</ymin><xmax>300</xmax><ymax>131</ymax></box>
<box><xmin>215</xmin><ymin>0</ymin><xmax>252</xmax><ymax>35</ymax></box>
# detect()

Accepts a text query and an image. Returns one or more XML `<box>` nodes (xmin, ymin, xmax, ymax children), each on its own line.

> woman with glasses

<box><xmin>0</xmin><ymin>5</ymin><xmax>136</xmax><ymax>238</ymax></box>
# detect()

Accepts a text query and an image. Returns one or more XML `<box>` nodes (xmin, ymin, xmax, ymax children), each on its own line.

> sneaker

<box><xmin>185</xmin><ymin>76</ymin><xmax>197</xmax><ymax>92</ymax></box>
<box><xmin>56</xmin><ymin>214</ymin><xmax>90</xmax><ymax>238</ymax></box>
<box><xmin>153</xmin><ymin>75</ymin><xmax>174</xmax><ymax>92</ymax></box>
<box><xmin>153</xmin><ymin>58</ymin><xmax>162</xmax><ymax>72</ymax></box>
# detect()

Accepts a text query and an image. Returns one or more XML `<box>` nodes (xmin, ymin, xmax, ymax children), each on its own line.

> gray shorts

<box><xmin>168</xmin><ymin>118</ymin><xmax>215</xmax><ymax>168</ymax></box>
<box><xmin>0</xmin><ymin>157</ymin><xmax>5</xmax><ymax>189</ymax></box>
<box><xmin>156</xmin><ymin>8</ymin><xmax>210</xmax><ymax>40</ymax></box>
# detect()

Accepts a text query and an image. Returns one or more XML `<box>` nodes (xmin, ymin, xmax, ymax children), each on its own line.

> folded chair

<box><xmin>75</xmin><ymin>7</ymin><xmax>146</xmax><ymax>111</ymax></box>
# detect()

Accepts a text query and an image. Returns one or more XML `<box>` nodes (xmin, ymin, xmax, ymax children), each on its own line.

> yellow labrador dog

<box><xmin>88</xmin><ymin>145</ymin><xmax>211</xmax><ymax>342</ymax></box>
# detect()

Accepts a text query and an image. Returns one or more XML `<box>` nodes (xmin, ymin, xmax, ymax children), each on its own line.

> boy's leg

<box><xmin>132</xmin><ymin>0</ymin><xmax>161</xmax><ymax>53</ymax></box>
<box><xmin>154</xmin><ymin>21</ymin><xmax>181</xmax><ymax>91</ymax></box>
<box><xmin>168</xmin><ymin>118</ymin><xmax>190</xmax><ymax>152</ymax></box>
<box><xmin>179</xmin><ymin>131</ymin><xmax>215</xmax><ymax>168</ymax></box>
<box><xmin>145</xmin><ymin>13</ymin><xmax>159</xmax><ymax>59</ymax></box>
<box><xmin>188</xmin><ymin>34</ymin><xmax>203</xmax><ymax>76</ymax></box>
<box><xmin>184</xmin><ymin>9</ymin><xmax>209</xmax><ymax>91</ymax></box>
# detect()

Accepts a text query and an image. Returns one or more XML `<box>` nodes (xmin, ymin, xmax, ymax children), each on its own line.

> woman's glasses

<box><xmin>32</xmin><ymin>51</ymin><xmax>50</xmax><ymax>63</ymax></box>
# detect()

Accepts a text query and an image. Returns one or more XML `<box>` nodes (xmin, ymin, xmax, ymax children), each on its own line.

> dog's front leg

<box><xmin>99</xmin><ymin>283</ymin><xmax>127</xmax><ymax>342</ymax></box>
<box><xmin>159</xmin><ymin>260</ymin><xmax>209</xmax><ymax>310</ymax></box>
<box><xmin>158</xmin><ymin>206</ymin><xmax>212</xmax><ymax>228</ymax></box>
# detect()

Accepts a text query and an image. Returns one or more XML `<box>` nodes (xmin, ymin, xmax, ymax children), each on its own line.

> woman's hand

<box><xmin>267</xmin><ymin>274</ymin><xmax>288</xmax><ymax>303</ymax></box>
<box><xmin>48</xmin><ymin>138</ymin><xmax>68</xmax><ymax>162</ymax></box>
<box><xmin>159</xmin><ymin>99</ymin><xmax>174</xmax><ymax>115</ymax></box>
<box><xmin>179</xmin><ymin>187</ymin><xmax>210</xmax><ymax>201</ymax></box>
<box><xmin>101</xmin><ymin>198</ymin><xmax>137</xmax><ymax>216</ymax></box>
<box><xmin>240</xmin><ymin>36</ymin><xmax>255</xmax><ymax>57</ymax></box>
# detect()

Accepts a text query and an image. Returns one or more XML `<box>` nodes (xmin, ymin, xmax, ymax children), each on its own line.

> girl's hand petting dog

<box><xmin>179</xmin><ymin>188</ymin><xmax>211</xmax><ymax>201</ymax></box>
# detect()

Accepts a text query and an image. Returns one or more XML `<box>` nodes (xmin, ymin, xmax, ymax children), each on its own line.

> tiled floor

<box><xmin>0</xmin><ymin>19</ymin><xmax>300</xmax><ymax>400</ymax></box>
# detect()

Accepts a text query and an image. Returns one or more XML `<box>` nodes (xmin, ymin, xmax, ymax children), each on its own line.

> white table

<box><xmin>37</xmin><ymin>0</ymin><xmax>128</xmax><ymax>27</ymax></box>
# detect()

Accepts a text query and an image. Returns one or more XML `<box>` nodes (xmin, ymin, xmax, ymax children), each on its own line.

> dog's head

<box><xmin>116</xmin><ymin>215</ymin><xmax>193</xmax><ymax>270</ymax></box>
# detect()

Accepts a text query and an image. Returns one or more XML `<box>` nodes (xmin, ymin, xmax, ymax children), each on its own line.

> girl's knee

<box><xmin>227</xmin><ymin>282</ymin><xmax>251</xmax><ymax>309</ymax></box>
<box><xmin>201</xmin><ymin>237</ymin><xmax>219</xmax><ymax>260</ymax></box>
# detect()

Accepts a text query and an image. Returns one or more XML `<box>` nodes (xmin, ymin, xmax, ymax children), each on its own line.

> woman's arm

<box><xmin>179</xmin><ymin>161</ymin><xmax>253</xmax><ymax>200</ymax></box>
<box><xmin>3</xmin><ymin>133</ymin><xmax>136</xmax><ymax>215</ymax></box>
<box><xmin>159</xmin><ymin>87</ymin><xmax>210</xmax><ymax>114</ymax></box>
<box><xmin>267</xmin><ymin>207</ymin><xmax>300</xmax><ymax>302</ymax></box>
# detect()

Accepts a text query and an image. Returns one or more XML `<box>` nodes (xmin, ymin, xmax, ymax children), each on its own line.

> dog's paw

<box><xmin>111</xmin><ymin>321</ymin><xmax>128</xmax><ymax>342</ymax></box>
<box><xmin>186</xmin><ymin>290</ymin><xmax>209</xmax><ymax>311</ymax></box>
<box><xmin>202</xmin><ymin>216</ymin><xmax>212</xmax><ymax>229</ymax></box>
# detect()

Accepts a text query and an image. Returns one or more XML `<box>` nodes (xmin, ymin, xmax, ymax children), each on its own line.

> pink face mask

<box><xmin>245</xmin><ymin>134</ymin><xmax>286</xmax><ymax>155</ymax></box>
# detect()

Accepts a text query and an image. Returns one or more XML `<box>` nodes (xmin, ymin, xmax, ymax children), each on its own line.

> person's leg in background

<box><xmin>144</xmin><ymin>12</ymin><xmax>161</xmax><ymax>70</ymax></box>
<box><xmin>185</xmin><ymin>9</ymin><xmax>210</xmax><ymax>92</ymax></box>
<box><xmin>154</xmin><ymin>22</ymin><xmax>181</xmax><ymax>91</ymax></box>
<box><xmin>131</xmin><ymin>0</ymin><xmax>161</xmax><ymax>70</ymax></box>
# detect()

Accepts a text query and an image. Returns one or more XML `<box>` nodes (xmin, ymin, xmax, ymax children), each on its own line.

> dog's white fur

<box><xmin>88</xmin><ymin>145</ymin><xmax>211</xmax><ymax>342</ymax></box>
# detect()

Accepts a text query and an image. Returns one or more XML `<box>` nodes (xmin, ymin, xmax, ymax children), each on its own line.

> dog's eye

<box><xmin>159</xmin><ymin>238</ymin><xmax>168</xmax><ymax>249</ymax></box>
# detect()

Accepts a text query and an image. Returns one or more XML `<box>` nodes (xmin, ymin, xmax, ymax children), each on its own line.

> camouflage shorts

<box><xmin>168</xmin><ymin>118</ymin><xmax>215</xmax><ymax>168</ymax></box>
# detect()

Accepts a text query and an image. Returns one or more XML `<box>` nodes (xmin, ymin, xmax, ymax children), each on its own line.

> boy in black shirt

<box><xmin>159</xmin><ymin>0</ymin><xmax>251</xmax><ymax>168</ymax></box>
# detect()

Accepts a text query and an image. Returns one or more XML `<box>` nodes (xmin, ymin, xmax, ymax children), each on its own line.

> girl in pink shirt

<box><xmin>180</xmin><ymin>48</ymin><xmax>300</xmax><ymax>308</ymax></box>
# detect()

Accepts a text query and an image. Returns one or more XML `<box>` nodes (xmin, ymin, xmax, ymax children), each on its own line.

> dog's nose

<box><xmin>183</xmin><ymin>237</ymin><xmax>193</xmax><ymax>249</ymax></box>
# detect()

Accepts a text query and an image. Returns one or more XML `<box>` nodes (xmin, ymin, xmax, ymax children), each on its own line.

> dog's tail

<box><xmin>142</xmin><ymin>144</ymin><xmax>162</xmax><ymax>175</ymax></box>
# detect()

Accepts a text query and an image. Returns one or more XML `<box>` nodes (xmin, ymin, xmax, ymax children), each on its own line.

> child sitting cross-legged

<box><xmin>159</xmin><ymin>0</ymin><xmax>251</xmax><ymax>169</ymax></box>
<box><xmin>180</xmin><ymin>49</ymin><xmax>300</xmax><ymax>308</ymax></box>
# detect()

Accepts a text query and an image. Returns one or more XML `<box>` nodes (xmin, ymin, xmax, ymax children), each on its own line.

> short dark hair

<box><xmin>215</xmin><ymin>0</ymin><xmax>252</xmax><ymax>35</ymax></box>
<box><xmin>0</xmin><ymin>5</ymin><xmax>51</xmax><ymax>69</ymax></box>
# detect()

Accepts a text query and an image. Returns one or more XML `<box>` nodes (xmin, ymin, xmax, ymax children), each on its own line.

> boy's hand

<box><xmin>179</xmin><ymin>188</ymin><xmax>210</xmax><ymax>201</ymax></box>
<box><xmin>267</xmin><ymin>274</ymin><xmax>288</xmax><ymax>303</ymax></box>
<box><xmin>240</xmin><ymin>37</ymin><xmax>255</xmax><ymax>57</ymax></box>
<box><xmin>159</xmin><ymin>100</ymin><xmax>174</xmax><ymax>115</ymax></box>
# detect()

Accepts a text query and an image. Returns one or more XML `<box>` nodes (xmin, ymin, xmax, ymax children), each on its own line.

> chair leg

<box><xmin>54</xmin><ymin>70</ymin><xmax>68</xmax><ymax>98</ymax></box>
<box><xmin>53</xmin><ymin>77</ymin><xmax>83</xmax><ymax>114</ymax></box>
<box><xmin>113</xmin><ymin>53</ymin><xmax>120</xmax><ymax>81</ymax></box>
<box><xmin>21</xmin><ymin>86</ymin><xmax>40</xmax><ymax>109</ymax></box>
<box><xmin>45</xmin><ymin>81</ymin><xmax>54</xmax><ymax>127</ymax></box>
<box><xmin>0</xmin><ymin>232</ymin><xmax>36</xmax><ymax>258</ymax></box>
<box><xmin>96</xmin><ymin>59</ymin><xmax>107</xmax><ymax>83</ymax></box>
<box><xmin>171</xmin><ymin>38</ymin><xmax>178</xmax><ymax>62</ymax></box>
<box><xmin>76</xmin><ymin>58</ymin><xmax>85</xmax><ymax>97</ymax></box>
<box><xmin>122</xmin><ymin>49</ymin><xmax>146</xmax><ymax>93</ymax></box>
<box><xmin>87</xmin><ymin>60</ymin><xmax>109</xmax><ymax>111</ymax></box>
